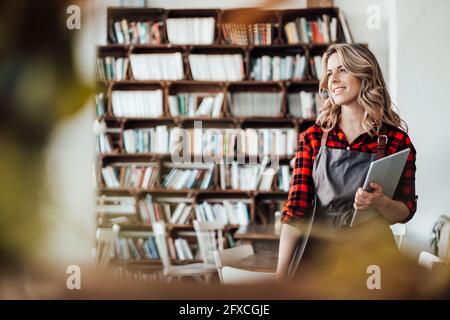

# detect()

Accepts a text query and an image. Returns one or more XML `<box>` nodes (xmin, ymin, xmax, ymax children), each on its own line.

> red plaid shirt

<box><xmin>282</xmin><ymin>123</ymin><xmax>417</xmax><ymax>224</ymax></box>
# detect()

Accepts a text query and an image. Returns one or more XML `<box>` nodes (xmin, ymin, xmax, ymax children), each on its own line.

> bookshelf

<box><xmin>94</xmin><ymin>6</ymin><xmax>355</xmax><ymax>269</ymax></box>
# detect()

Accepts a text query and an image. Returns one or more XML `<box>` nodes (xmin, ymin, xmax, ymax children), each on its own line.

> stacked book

<box><xmin>188</xmin><ymin>54</ymin><xmax>244</xmax><ymax>81</ymax></box>
<box><xmin>178</xmin><ymin>127</ymin><xmax>297</xmax><ymax>158</ymax></box>
<box><xmin>228</xmin><ymin>92</ymin><xmax>282</xmax><ymax>117</ymax></box>
<box><xmin>309</xmin><ymin>55</ymin><xmax>323</xmax><ymax>80</ymax></box>
<box><xmin>101</xmin><ymin>165</ymin><xmax>158</xmax><ymax>189</ymax></box>
<box><xmin>277</xmin><ymin>165</ymin><xmax>293</xmax><ymax>192</ymax></box>
<box><xmin>283</xmin><ymin>15</ymin><xmax>337</xmax><ymax>44</ymax></box>
<box><xmin>123</xmin><ymin>126</ymin><xmax>182</xmax><ymax>154</ymax></box>
<box><xmin>96</xmin><ymin>133</ymin><xmax>114</xmax><ymax>154</ymax></box>
<box><xmin>109</xmin><ymin>19</ymin><xmax>163</xmax><ymax>44</ymax></box>
<box><xmin>96</xmin><ymin>56</ymin><xmax>129</xmax><ymax>81</ymax></box>
<box><xmin>138</xmin><ymin>195</ymin><xmax>193</xmax><ymax>225</ymax></box>
<box><xmin>161</xmin><ymin>165</ymin><xmax>214</xmax><ymax>190</ymax></box>
<box><xmin>167</xmin><ymin>237</ymin><xmax>194</xmax><ymax>260</ymax></box>
<box><xmin>218</xmin><ymin>157</ymin><xmax>280</xmax><ymax>191</ymax></box>
<box><xmin>195</xmin><ymin>200</ymin><xmax>250</xmax><ymax>226</ymax></box>
<box><xmin>130</xmin><ymin>53</ymin><xmax>184</xmax><ymax>80</ymax></box>
<box><xmin>221</xmin><ymin>23</ymin><xmax>275</xmax><ymax>45</ymax></box>
<box><xmin>114</xmin><ymin>236</ymin><xmax>160</xmax><ymax>260</ymax></box>
<box><xmin>111</xmin><ymin>90</ymin><xmax>163</xmax><ymax>118</ymax></box>
<box><xmin>180</xmin><ymin>128</ymin><xmax>236</xmax><ymax>158</ymax></box>
<box><xmin>95</xmin><ymin>93</ymin><xmax>106</xmax><ymax>117</ymax></box>
<box><xmin>240</xmin><ymin>128</ymin><xmax>297</xmax><ymax>157</ymax></box>
<box><xmin>168</xmin><ymin>93</ymin><xmax>224</xmax><ymax>117</ymax></box>
<box><xmin>250</xmin><ymin>54</ymin><xmax>307</xmax><ymax>81</ymax></box>
<box><xmin>287</xmin><ymin>91</ymin><xmax>322</xmax><ymax>118</ymax></box>
<box><xmin>166</xmin><ymin>17</ymin><xmax>215</xmax><ymax>45</ymax></box>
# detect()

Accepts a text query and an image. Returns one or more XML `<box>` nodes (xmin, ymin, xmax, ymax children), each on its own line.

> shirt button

<box><xmin>346</xmin><ymin>146</ymin><xmax>350</xmax><ymax>150</ymax></box>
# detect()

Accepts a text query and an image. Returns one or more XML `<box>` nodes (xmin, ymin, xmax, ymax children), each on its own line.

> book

<box><xmin>166</xmin><ymin>18</ymin><xmax>215</xmax><ymax>45</ymax></box>
<box><xmin>283</xmin><ymin>16</ymin><xmax>336</xmax><ymax>45</ymax></box>
<box><xmin>229</xmin><ymin>92</ymin><xmax>282</xmax><ymax>117</ymax></box>
<box><xmin>170</xmin><ymin>202</ymin><xmax>187</xmax><ymax>223</ymax></box>
<box><xmin>177</xmin><ymin>205</ymin><xmax>193</xmax><ymax>225</ymax></box>
<box><xmin>287</xmin><ymin>91</ymin><xmax>320</xmax><ymax>118</ymax></box>
<box><xmin>167</xmin><ymin>237</ymin><xmax>177</xmax><ymax>260</ymax></box>
<box><xmin>110</xmin><ymin>19</ymin><xmax>162</xmax><ymax>45</ymax></box>
<box><xmin>279</xmin><ymin>165</ymin><xmax>292</xmax><ymax>192</ymax></box>
<box><xmin>146</xmin><ymin>236</ymin><xmax>159</xmax><ymax>259</ymax></box>
<box><xmin>202</xmin><ymin>202</ymin><xmax>216</xmax><ymax>222</ymax></box>
<box><xmin>258</xmin><ymin>167</ymin><xmax>276</xmax><ymax>191</ymax></box>
<box><xmin>111</xmin><ymin>90</ymin><xmax>163</xmax><ymax>118</ymax></box>
<box><xmin>251</xmin><ymin>54</ymin><xmax>307</xmax><ymax>81</ymax></box>
<box><xmin>130</xmin><ymin>53</ymin><xmax>184</xmax><ymax>80</ymax></box>
<box><xmin>223</xmin><ymin>200</ymin><xmax>239</xmax><ymax>225</ymax></box>
<box><xmin>96</xmin><ymin>57</ymin><xmax>128</xmax><ymax>81</ymax></box>
<box><xmin>339</xmin><ymin>10</ymin><xmax>353</xmax><ymax>44</ymax></box>
<box><xmin>189</xmin><ymin>54</ymin><xmax>244</xmax><ymax>81</ymax></box>
<box><xmin>284</xmin><ymin>21</ymin><xmax>299</xmax><ymax>44</ymax></box>
<box><xmin>180</xmin><ymin>238</ymin><xmax>194</xmax><ymax>260</ymax></box>
<box><xmin>236</xmin><ymin>201</ymin><xmax>250</xmax><ymax>226</ymax></box>
<box><xmin>222</xmin><ymin>22</ymin><xmax>275</xmax><ymax>45</ymax></box>
<box><xmin>211</xmin><ymin>203</ymin><xmax>229</xmax><ymax>225</ymax></box>
<box><xmin>174</xmin><ymin>238</ymin><xmax>185</xmax><ymax>260</ymax></box>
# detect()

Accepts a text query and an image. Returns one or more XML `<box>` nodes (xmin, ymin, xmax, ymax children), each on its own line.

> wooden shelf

<box><xmin>98</xmin><ymin>187</ymin><xmax>290</xmax><ymax>196</ymax></box>
<box><xmin>102</xmin><ymin>79</ymin><xmax>320</xmax><ymax>86</ymax></box>
<box><xmin>116</xmin><ymin>223</ymin><xmax>239</xmax><ymax>231</ymax></box>
<box><xmin>109</xmin><ymin>258</ymin><xmax>203</xmax><ymax>266</ymax></box>
<box><xmin>98</xmin><ymin>43</ymin><xmax>341</xmax><ymax>51</ymax></box>
<box><xmin>233</xmin><ymin>224</ymin><xmax>280</xmax><ymax>241</ymax></box>
<box><xmin>96</xmin><ymin>6</ymin><xmax>357</xmax><ymax>268</ymax></box>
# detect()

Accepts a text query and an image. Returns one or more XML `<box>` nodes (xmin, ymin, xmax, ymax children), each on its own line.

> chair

<box><xmin>193</xmin><ymin>220</ymin><xmax>225</xmax><ymax>265</ymax></box>
<box><xmin>418</xmin><ymin>251</ymin><xmax>442</xmax><ymax>270</ymax></box>
<box><xmin>418</xmin><ymin>216</ymin><xmax>450</xmax><ymax>269</ymax></box>
<box><xmin>213</xmin><ymin>244</ymin><xmax>254</xmax><ymax>283</ymax></box>
<box><xmin>95</xmin><ymin>224</ymin><xmax>120</xmax><ymax>269</ymax></box>
<box><xmin>390</xmin><ymin>223</ymin><xmax>406</xmax><ymax>250</ymax></box>
<box><xmin>213</xmin><ymin>244</ymin><xmax>276</xmax><ymax>284</ymax></box>
<box><xmin>152</xmin><ymin>221</ymin><xmax>217</xmax><ymax>282</ymax></box>
<box><xmin>220</xmin><ymin>266</ymin><xmax>277</xmax><ymax>285</ymax></box>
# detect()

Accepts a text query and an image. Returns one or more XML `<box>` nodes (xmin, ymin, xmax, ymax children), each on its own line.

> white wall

<box><xmin>335</xmin><ymin>0</ymin><xmax>389</xmax><ymax>81</ymax></box>
<box><xmin>390</xmin><ymin>0</ymin><xmax>450</xmax><ymax>254</ymax></box>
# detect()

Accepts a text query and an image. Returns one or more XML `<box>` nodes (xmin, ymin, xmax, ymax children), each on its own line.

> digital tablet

<box><xmin>350</xmin><ymin>148</ymin><xmax>411</xmax><ymax>227</ymax></box>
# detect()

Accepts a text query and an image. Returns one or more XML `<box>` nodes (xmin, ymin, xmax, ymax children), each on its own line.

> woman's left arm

<box><xmin>354</xmin><ymin>183</ymin><xmax>410</xmax><ymax>223</ymax></box>
<box><xmin>354</xmin><ymin>134</ymin><xmax>417</xmax><ymax>224</ymax></box>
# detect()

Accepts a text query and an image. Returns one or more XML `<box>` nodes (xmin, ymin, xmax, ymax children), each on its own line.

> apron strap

<box><xmin>375</xmin><ymin>125</ymin><xmax>388</xmax><ymax>160</ymax></box>
<box><xmin>320</xmin><ymin>130</ymin><xmax>329</xmax><ymax>147</ymax></box>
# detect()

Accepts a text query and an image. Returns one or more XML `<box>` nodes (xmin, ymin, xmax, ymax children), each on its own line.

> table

<box><xmin>233</xmin><ymin>224</ymin><xmax>280</xmax><ymax>241</ymax></box>
<box><xmin>233</xmin><ymin>224</ymin><xmax>281</xmax><ymax>255</ymax></box>
<box><xmin>229</xmin><ymin>253</ymin><xmax>278</xmax><ymax>273</ymax></box>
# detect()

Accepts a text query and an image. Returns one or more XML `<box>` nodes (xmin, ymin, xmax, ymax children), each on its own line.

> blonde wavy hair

<box><xmin>316</xmin><ymin>44</ymin><xmax>407</xmax><ymax>135</ymax></box>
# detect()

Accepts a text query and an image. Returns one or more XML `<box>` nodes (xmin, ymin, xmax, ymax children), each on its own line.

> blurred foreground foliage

<box><xmin>0</xmin><ymin>0</ymin><xmax>90</xmax><ymax>269</ymax></box>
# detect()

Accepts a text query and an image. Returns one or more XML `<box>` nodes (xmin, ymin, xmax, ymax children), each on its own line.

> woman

<box><xmin>276</xmin><ymin>44</ymin><xmax>417</xmax><ymax>286</ymax></box>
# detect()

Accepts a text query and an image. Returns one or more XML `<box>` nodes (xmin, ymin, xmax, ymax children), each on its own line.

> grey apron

<box><xmin>288</xmin><ymin>126</ymin><xmax>397</xmax><ymax>278</ymax></box>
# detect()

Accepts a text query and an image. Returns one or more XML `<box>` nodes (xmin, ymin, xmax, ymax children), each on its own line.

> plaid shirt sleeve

<box><xmin>281</xmin><ymin>130</ymin><xmax>316</xmax><ymax>224</ymax></box>
<box><xmin>391</xmin><ymin>132</ymin><xmax>417</xmax><ymax>223</ymax></box>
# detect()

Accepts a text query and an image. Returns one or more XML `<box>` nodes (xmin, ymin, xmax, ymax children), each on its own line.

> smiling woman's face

<box><xmin>326</xmin><ymin>53</ymin><xmax>361</xmax><ymax>106</ymax></box>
